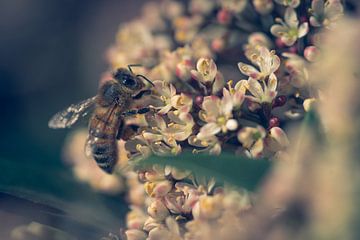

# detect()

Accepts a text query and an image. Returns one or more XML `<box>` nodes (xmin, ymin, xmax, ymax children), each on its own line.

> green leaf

<box><xmin>137</xmin><ymin>152</ymin><xmax>271</xmax><ymax>191</ymax></box>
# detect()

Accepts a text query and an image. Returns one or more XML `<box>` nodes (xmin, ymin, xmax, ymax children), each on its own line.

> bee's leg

<box><xmin>132</xmin><ymin>89</ymin><xmax>152</xmax><ymax>100</ymax></box>
<box><xmin>127</xmin><ymin>64</ymin><xmax>143</xmax><ymax>73</ymax></box>
<box><xmin>122</xmin><ymin>107</ymin><xmax>151</xmax><ymax>117</ymax></box>
<box><xmin>116</xmin><ymin>120</ymin><xmax>139</xmax><ymax>140</ymax></box>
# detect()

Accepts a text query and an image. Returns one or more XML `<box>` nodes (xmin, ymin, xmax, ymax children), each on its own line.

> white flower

<box><xmin>197</xmin><ymin>92</ymin><xmax>238</xmax><ymax>139</ymax></box>
<box><xmin>237</xmin><ymin>126</ymin><xmax>267</xmax><ymax>157</ymax></box>
<box><xmin>310</xmin><ymin>0</ymin><xmax>343</xmax><ymax>28</ymax></box>
<box><xmin>238</xmin><ymin>46</ymin><xmax>280</xmax><ymax>80</ymax></box>
<box><xmin>245</xmin><ymin>73</ymin><xmax>278</xmax><ymax>104</ymax></box>
<box><xmin>270</xmin><ymin>7</ymin><xmax>309</xmax><ymax>46</ymax></box>
<box><xmin>153</xmin><ymin>81</ymin><xmax>193</xmax><ymax>114</ymax></box>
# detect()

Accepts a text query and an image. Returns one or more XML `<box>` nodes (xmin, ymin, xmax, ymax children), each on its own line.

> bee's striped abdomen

<box><xmin>88</xmin><ymin>106</ymin><xmax>122</xmax><ymax>173</ymax></box>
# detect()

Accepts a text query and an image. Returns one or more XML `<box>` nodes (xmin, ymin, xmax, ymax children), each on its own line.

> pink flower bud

<box><xmin>304</xmin><ymin>46</ymin><xmax>319</xmax><ymax>62</ymax></box>
<box><xmin>269</xmin><ymin>117</ymin><xmax>280</xmax><ymax>128</ymax></box>
<box><xmin>217</xmin><ymin>8</ymin><xmax>232</xmax><ymax>24</ymax></box>
<box><xmin>269</xmin><ymin>127</ymin><xmax>289</xmax><ymax>149</ymax></box>
<box><xmin>272</xmin><ymin>95</ymin><xmax>287</xmax><ymax>108</ymax></box>
<box><xmin>176</xmin><ymin>59</ymin><xmax>192</xmax><ymax>81</ymax></box>
<box><xmin>211</xmin><ymin>38</ymin><xmax>225</xmax><ymax>52</ymax></box>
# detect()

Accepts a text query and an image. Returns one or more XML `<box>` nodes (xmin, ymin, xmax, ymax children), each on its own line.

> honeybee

<box><xmin>49</xmin><ymin>65</ymin><xmax>153</xmax><ymax>173</ymax></box>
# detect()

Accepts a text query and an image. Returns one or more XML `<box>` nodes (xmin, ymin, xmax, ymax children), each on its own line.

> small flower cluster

<box><xmin>62</xmin><ymin>0</ymin><xmax>347</xmax><ymax>239</ymax></box>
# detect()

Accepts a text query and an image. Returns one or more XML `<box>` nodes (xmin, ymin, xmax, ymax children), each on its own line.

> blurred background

<box><xmin>0</xmin><ymin>0</ymin><xmax>147</xmax><ymax>239</ymax></box>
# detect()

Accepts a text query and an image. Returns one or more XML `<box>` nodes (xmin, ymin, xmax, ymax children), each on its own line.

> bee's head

<box><xmin>113</xmin><ymin>68</ymin><xmax>143</xmax><ymax>91</ymax></box>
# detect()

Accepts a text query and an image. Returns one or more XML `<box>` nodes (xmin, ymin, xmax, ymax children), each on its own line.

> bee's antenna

<box><xmin>127</xmin><ymin>64</ymin><xmax>143</xmax><ymax>74</ymax></box>
<box><xmin>136</xmin><ymin>74</ymin><xmax>155</xmax><ymax>87</ymax></box>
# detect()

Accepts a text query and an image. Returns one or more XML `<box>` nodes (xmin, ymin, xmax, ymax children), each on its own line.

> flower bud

<box><xmin>303</xmin><ymin>98</ymin><xmax>317</xmax><ymax>112</ymax></box>
<box><xmin>126</xmin><ymin>208</ymin><xmax>147</xmax><ymax>230</ymax></box>
<box><xmin>304</xmin><ymin>46</ymin><xmax>319</xmax><ymax>62</ymax></box>
<box><xmin>226</xmin><ymin>119</ymin><xmax>238</xmax><ymax>131</ymax></box>
<box><xmin>269</xmin><ymin>127</ymin><xmax>289</xmax><ymax>149</ymax></box>
<box><xmin>192</xmin><ymin>58</ymin><xmax>217</xmax><ymax>83</ymax></box>
<box><xmin>217</xmin><ymin>8</ymin><xmax>232</xmax><ymax>24</ymax></box>
<box><xmin>147</xmin><ymin>199</ymin><xmax>170</xmax><ymax>221</ymax></box>
<box><xmin>125</xmin><ymin>229</ymin><xmax>147</xmax><ymax>240</ymax></box>
<box><xmin>253</xmin><ymin>0</ymin><xmax>273</xmax><ymax>15</ymax></box>
<box><xmin>211</xmin><ymin>38</ymin><xmax>225</xmax><ymax>52</ymax></box>
<box><xmin>269</xmin><ymin>116</ymin><xmax>280</xmax><ymax>128</ymax></box>
<box><xmin>272</xmin><ymin>95</ymin><xmax>287</xmax><ymax>108</ymax></box>
<box><xmin>176</xmin><ymin>59</ymin><xmax>192</xmax><ymax>81</ymax></box>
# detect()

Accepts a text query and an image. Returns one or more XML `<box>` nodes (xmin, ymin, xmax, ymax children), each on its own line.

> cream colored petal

<box><xmin>247</xmin><ymin>78</ymin><xmax>264</xmax><ymax>99</ymax></box>
<box><xmin>268</xmin><ymin>73</ymin><xmax>278</xmax><ymax>91</ymax></box>
<box><xmin>197</xmin><ymin>123</ymin><xmax>221</xmax><ymax>140</ymax></box>
<box><xmin>202</xmin><ymin>96</ymin><xmax>221</xmax><ymax>117</ymax></box>
<box><xmin>238</xmin><ymin>62</ymin><xmax>261</xmax><ymax>79</ymax></box>
<box><xmin>221</xmin><ymin>88</ymin><xmax>234</xmax><ymax>116</ymax></box>
<box><xmin>158</xmin><ymin>104</ymin><xmax>173</xmax><ymax>114</ymax></box>
<box><xmin>284</xmin><ymin>7</ymin><xmax>299</xmax><ymax>28</ymax></box>
<box><xmin>250</xmin><ymin>139</ymin><xmax>264</xmax><ymax>158</ymax></box>
<box><xmin>234</xmin><ymin>79</ymin><xmax>248</xmax><ymax>94</ymax></box>
<box><xmin>298</xmin><ymin>22</ymin><xmax>309</xmax><ymax>38</ymax></box>
<box><xmin>270</xmin><ymin>24</ymin><xmax>288</xmax><ymax>38</ymax></box>
<box><xmin>270</xmin><ymin>54</ymin><xmax>281</xmax><ymax>73</ymax></box>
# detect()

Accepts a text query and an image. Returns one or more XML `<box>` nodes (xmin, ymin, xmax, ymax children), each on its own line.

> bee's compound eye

<box><xmin>122</xmin><ymin>75</ymin><xmax>137</xmax><ymax>88</ymax></box>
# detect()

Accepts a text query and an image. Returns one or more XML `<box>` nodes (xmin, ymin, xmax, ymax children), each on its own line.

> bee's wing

<box><xmin>48</xmin><ymin>96</ymin><xmax>97</xmax><ymax>129</ymax></box>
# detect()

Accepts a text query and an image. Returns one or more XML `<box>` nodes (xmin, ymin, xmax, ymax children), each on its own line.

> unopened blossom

<box><xmin>220</xmin><ymin>0</ymin><xmax>248</xmax><ymax>13</ymax></box>
<box><xmin>274</xmin><ymin>0</ymin><xmax>300</xmax><ymax>8</ymax></box>
<box><xmin>309</xmin><ymin>0</ymin><xmax>343</xmax><ymax>28</ymax></box>
<box><xmin>176</xmin><ymin>59</ymin><xmax>193</xmax><ymax>81</ymax></box>
<box><xmin>126</xmin><ymin>207</ymin><xmax>148</xmax><ymax>230</ymax></box>
<box><xmin>253</xmin><ymin>0</ymin><xmax>274</xmax><ymax>14</ymax></box>
<box><xmin>237</xmin><ymin>126</ymin><xmax>267</xmax><ymax>157</ymax></box>
<box><xmin>238</xmin><ymin>46</ymin><xmax>280</xmax><ymax>80</ymax></box>
<box><xmin>191</xmin><ymin>58</ymin><xmax>218</xmax><ymax>83</ymax></box>
<box><xmin>245</xmin><ymin>73</ymin><xmax>278</xmax><ymax>104</ymax></box>
<box><xmin>270</xmin><ymin>7</ymin><xmax>309</xmax><ymax>46</ymax></box>
<box><xmin>304</xmin><ymin>46</ymin><xmax>320</xmax><ymax>62</ymax></box>
<box><xmin>267</xmin><ymin>127</ymin><xmax>290</xmax><ymax>152</ymax></box>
